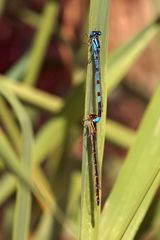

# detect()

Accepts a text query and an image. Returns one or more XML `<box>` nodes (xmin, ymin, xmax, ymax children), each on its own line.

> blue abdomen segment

<box><xmin>89</xmin><ymin>30</ymin><xmax>102</xmax><ymax>120</ymax></box>
<box><xmin>93</xmin><ymin>116</ymin><xmax>101</xmax><ymax>123</ymax></box>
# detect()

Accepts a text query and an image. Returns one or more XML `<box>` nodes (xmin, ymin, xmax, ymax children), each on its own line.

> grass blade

<box><xmin>6</xmin><ymin>53</ymin><xmax>29</xmax><ymax>81</ymax></box>
<box><xmin>0</xmin><ymin>129</ymin><xmax>31</xmax><ymax>186</ymax></box>
<box><xmin>0</xmin><ymin>77</ymin><xmax>64</xmax><ymax>113</ymax></box>
<box><xmin>0</xmin><ymin>96</ymin><xmax>20</xmax><ymax>152</ymax></box>
<box><xmin>0</xmin><ymin>83</ymin><xmax>33</xmax><ymax>240</ymax></box>
<box><xmin>18</xmin><ymin>9</ymin><xmax>41</xmax><ymax>29</ymax></box>
<box><xmin>0</xmin><ymin>0</ymin><xmax>5</xmax><ymax>15</ymax></box>
<box><xmin>100</xmin><ymin>83</ymin><xmax>160</xmax><ymax>239</ymax></box>
<box><xmin>108</xmin><ymin>18</ymin><xmax>160</xmax><ymax>93</ymax></box>
<box><xmin>0</xmin><ymin>174</ymin><xmax>16</xmax><ymax>204</ymax></box>
<box><xmin>122</xmin><ymin>173</ymin><xmax>160</xmax><ymax>240</ymax></box>
<box><xmin>106</xmin><ymin>119</ymin><xmax>136</xmax><ymax>148</ymax></box>
<box><xmin>0</xmin><ymin>129</ymin><xmax>75</xmax><ymax>237</ymax></box>
<box><xmin>34</xmin><ymin>117</ymin><xmax>66</xmax><ymax>165</ymax></box>
<box><xmin>24</xmin><ymin>2</ymin><xmax>58</xmax><ymax>85</ymax></box>
<box><xmin>32</xmin><ymin>213</ymin><xmax>53</xmax><ymax>240</ymax></box>
<box><xmin>80</xmin><ymin>0</ymin><xmax>109</xmax><ymax>239</ymax></box>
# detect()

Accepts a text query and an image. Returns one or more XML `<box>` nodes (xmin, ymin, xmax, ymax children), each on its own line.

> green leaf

<box><xmin>0</xmin><ymin>83</ymin><xmax>33</xmax><ymax>240</ymax></box>
<box><xmin>0</xmin><ymin>0</ymin><xmax>5</xmax><ymax>15</ymax></box>
<box><xmin>0</xmin><ymin>129</ymin><xmax>31</xmax><ymax>187</ymax></box>
<box><xmin>0</xmin><ymin>77</ymin><xmax>64</xmax><ymax>113</ymax></box>
<box><xmin>100</xmin><ymin>83</ymin><xmax>160</xmax><ymax>239</ymax></box>
<box><xmin>0</xmin><ymin>83</ymin><xmax>75</xmax><ymax>235</ymax></box>
<box><xmin>80</xmin><ymin>0</ymin><xmax>109</xmax><ymax>239</ymax></box>
<box><xmin>32</xmin><ymin>213</ymin><xmax>53</xmax><ymax>240</ymax></box>
<box><xmin>149</xmin><ymin>199</ymin><xmax>160</xmax><ymax>239</ymax></box>
<box><xmin>18</xmin><ymin>9</ymin><xmax>41</xmax><ymax>29</ymax></box>
<box><xmin>34</xmin><ymin>117</ymin><xmax>67</xmax><ymax>165</ymax></box>
<box><xmin>24</xmin><ymin>2</ymin><xmax>58</xmax><ymax>85</ymax></box>
<box><xmin>0</xmin><ymin>96</ymin><xmax>20</xmax><ymax>152</ymax></box>
<box><xmin>6</xmin><ymin>53</ymin><xmax>29</xmax><ymax>81</ymax></box>
<box><xmin>108</xmin><ymin>19</ymin><xmax>160</xmax><ymax>93</ymax></box>
<box><xmin>106</xmin><ymin>119</ymin><xmax>136</xmax><ymax>148</ymax></box>
<box><xmin>0</xmin><ymin>129</ymin><xmax>75</xmax><ymax>237</ymax></box>
<box><xmin>0</xmin><ymin>174</ymin><xmax>16</xmax><ymax>204</ymax></box>
<box><xmin>66</xmin><ymin>172</ymin><xmax>81</xmax><ymax>235</ymax></box>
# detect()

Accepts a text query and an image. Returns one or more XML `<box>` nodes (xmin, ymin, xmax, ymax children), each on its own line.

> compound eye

<box><xmin>89</xmin><ymin>31</ymin><xmax>101</xmax><ymax>37</ymax></box>
<box><xmin>89</xmin><ymin>113</ymin><xmax>97</xmax><ymax>120</ymax></box>
<box><xmin>89</xmin><ymin>31</ymin><xmax>95</xmax><ymax>37</ymax></box>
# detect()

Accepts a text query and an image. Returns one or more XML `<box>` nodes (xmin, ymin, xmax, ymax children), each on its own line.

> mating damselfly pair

<box><xmin>83</xmin><ymin>30</ymin><xmax>103</xmax><ymax>206</ymax></box>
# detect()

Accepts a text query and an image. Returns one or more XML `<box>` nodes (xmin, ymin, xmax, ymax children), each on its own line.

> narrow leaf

<box><xmin>0</xmin><ymin>83</ymin><xmax>33</xmax><ymax>240</ymax></box>
<box><xmin>0</xmin><ymin>77</ymin><xmax>64</xmax><ymax>113</ymax></box>
<box><xmin>100</xmin><ymin>83</ymin><xmax>160</xmax><ymax>239</ymax></box>
<box><xmin>80</xmin><ymin>0</ymin><xmax>109</xmax><ymax>239</ymax></box>
<box><xmin>106</xmin><ymin>119</ymin><xmax>136</xmax><ymax>148</ymax></box>
<box><xmin>108</xmin><ymin>19</ymin><xmax>160</xmax><ymax>93</ymax></box>
<box><xmin>24</xmin><ymin>2</ymin><xmax>58</xmax><ymax>85</ymax></box>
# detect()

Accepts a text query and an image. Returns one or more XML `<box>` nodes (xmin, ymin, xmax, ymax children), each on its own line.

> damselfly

<box><xmin>89</xmin><ymin>31</ymin><xmax>102</xmax><ymax>123</ymax></box>
<box><xmin>84</xmin><ymin>114</ymin><xmax>100</xmax><ymax>206</ymax></box>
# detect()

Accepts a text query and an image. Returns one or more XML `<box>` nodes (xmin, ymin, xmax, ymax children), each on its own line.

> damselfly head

<box><xmin>89</xmin><ymin>114</ymin><xmax>98</xmax><ymax>120</ymax></box>
<box><xmin>89</xmin><ymin>31</ymin><xmax>102</xmax><ymax>38</ymax></box>
<box><xmin>88</xmin><ymin>114</ymin><xmax>101</xmax><ymax>123</ymax></box>
<box><xmin>83</xmin><ymin>114</ymin><xmax>100</xmax><ymax>125</ymax></box>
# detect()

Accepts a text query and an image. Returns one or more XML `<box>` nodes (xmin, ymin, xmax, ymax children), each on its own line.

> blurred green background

<box><xmin>0</xmin><ymin>0</ymin><xmax>160</xmax><ymax>240</ymax></box>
